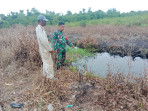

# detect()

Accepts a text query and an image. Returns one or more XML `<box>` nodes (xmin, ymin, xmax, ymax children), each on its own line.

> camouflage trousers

<box><xmin>56</xmin><ymin>51</ymin><xmax>66</xmax><ymax>70</ymax></box>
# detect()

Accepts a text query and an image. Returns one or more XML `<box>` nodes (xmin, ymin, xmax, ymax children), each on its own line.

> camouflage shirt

<box><xmin>52</xmin><ymin>30</ymin><xmax>73</xmax><ymax>52</ymax></box>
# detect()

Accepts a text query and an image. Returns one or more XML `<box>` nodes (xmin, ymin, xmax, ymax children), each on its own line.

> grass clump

<box><xmin>66</xmin><ymin>46</ymin><xmax>94</xmax><ymax>63</ymax></box>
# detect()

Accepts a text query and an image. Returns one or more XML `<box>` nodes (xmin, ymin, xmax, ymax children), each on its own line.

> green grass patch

<box><xmin>69</xmin><ymin>66</ymin><xmax>78</xmax><ymax>72</ymax></box>
<box><xmin>84</xmin><ymin>72</ymin><xmax>104</xmax><ymax>79</ymax></box>
<box><xmin>66</xmin><ymin>14</ymin><xmax>148</xmax><ymax>27</ymax></box>
<box><xmin>66</xmin><ymin>46</ymin><xmax>94</xmax><ymax>63</ymax></box>
<box><xmin>85</xmin><ymin>72</ymin><xmax>99</xmax><ymax>78</ymax></box>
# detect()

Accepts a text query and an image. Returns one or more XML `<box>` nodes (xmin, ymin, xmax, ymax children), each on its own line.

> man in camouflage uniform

<box><xmin>52</xmin><ymin>22</ymin><xmax>74</xmax><ymax>70</ymax></box>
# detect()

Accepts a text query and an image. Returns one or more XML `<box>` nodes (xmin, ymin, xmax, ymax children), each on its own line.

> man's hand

<box><xmin>49</xmin><ymin>51</ymin><xmax>54</xmax><ymax>53</ymax></box>
<box><xmin>50</xmin><ymin>50</ymin><xmax>57</xmax><ymax>54</ymax></box>
<box><xmin>54</xmin><ymin>50</ymin><xmax>57</xmax><ymax>53</ymax></box>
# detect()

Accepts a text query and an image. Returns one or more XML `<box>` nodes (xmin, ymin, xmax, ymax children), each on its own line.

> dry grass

<box><xmin>0</xmin><ymin>25</ymin><xmax>42</xmax><ymax>70</ymax></box>
<box><xmin>0</xmin><ymin>25</ymin><xmax>148</xmax><ymax>111</ymax></box>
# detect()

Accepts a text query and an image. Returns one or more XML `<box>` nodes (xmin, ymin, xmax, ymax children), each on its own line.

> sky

<box><xmin>0</xmin><ymin>0</ymin><xmax>148</xmax><ymax>15</ymax></box>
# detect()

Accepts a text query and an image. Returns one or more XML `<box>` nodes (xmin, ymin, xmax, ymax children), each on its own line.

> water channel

<box><xmin>72</xmin><ymin>52</ymin><xmax>148</xmax><ymax>77</ymax></box>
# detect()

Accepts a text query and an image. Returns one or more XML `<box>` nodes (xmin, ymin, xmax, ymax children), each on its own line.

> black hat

<box><xmin>58</xmin><ymin>22</ymin><xmax>65</xmax><ymax>26</ymax></box>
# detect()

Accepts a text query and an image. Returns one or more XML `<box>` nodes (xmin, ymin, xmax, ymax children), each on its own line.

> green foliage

<box><xmin>70</xmin><ymin>66</ymin><xmax>78</xmax><ymax>72</ymax></box>
<box><xmin>67</xmin><ymin>13</ymin><xmax>148</xmax><ymax>27</ymax></box>
<box><xmin>0</xmin><ymin>8</ymin><xmax>148</xmax><ymax>28</ymax></box>
<box><xmin>0</xmin><ymin>20</ymin><xmax>10</xmax><ymax>28</ymax></box>
<box><xmin>80</xmin><ymin>20</ymin><xmax>87</xmax><ymax>27</ymax></box>
<box><xmin>66</xmin><ymin>46</ymin><xmax>93</xmax><ymax>63</ymax></box>
<box><xmin>139</xmin><ymin>103</ymin><xmax>143</xmax><ymax>110</ymax></box>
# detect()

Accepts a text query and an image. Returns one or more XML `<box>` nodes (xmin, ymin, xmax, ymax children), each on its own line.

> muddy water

<box><xmin>72</xmin><ymin>52</ymin><xmax>148</xmax><ymax>77</ymax></box>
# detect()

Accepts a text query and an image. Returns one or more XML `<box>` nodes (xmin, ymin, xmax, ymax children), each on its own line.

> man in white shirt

<box><xmin>36</xmin><ymin>15</ymin><xmax>56</xmax><ymax>80</ymax></box>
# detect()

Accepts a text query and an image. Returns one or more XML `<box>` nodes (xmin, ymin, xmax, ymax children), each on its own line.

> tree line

<box><xmin>0</xmin><ymin>8</ymin><xmax>148</xmax><ymax>28</ymax></box>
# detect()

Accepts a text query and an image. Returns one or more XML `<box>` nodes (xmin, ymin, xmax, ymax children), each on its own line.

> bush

<box><xmin>0</xmin><ymin>25</ymin><xmax>42</xmax><ymax>69</ymax></box>
<box><xmin>80</xmin><ymin>20</ymin><xmax>87</xmax><ymax>27</ymax></box>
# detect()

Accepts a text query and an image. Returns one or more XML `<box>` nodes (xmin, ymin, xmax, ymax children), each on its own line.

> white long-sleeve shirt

<box><xmin>36</xmin><ymin>24</ymin><xmax>53</xmax><ymax>55</ymax></box>
<box><xmin>36</xmin><ymin>24</ymin><xmax>54</xmax><ymax>79</ymax></box>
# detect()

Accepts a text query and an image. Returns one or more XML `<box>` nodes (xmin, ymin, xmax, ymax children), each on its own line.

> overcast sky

<box><xmin>0</xmin><ymin>0</ymin><xmax>148</xmax><ymax>15</ymax></box>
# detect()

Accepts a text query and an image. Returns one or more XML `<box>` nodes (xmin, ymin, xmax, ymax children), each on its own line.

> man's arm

<box><xmin>65</xmin><ymin>36</ymin><xmax>74</xmax><ymax>47</ymax></box>
<box><xmin>52</xmin><ymin>32</ymin><xmax>58</xmax><ymax>51</ymax></box>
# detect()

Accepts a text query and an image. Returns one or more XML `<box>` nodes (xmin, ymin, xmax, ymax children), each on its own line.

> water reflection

<box><xmin>72</xmin><ymin>52</ymin><xmax>148</xmax><ymax>77</ymax></box>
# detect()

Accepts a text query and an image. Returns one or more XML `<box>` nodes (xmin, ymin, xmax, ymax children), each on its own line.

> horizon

<box><xmin>1</xmin><ymin>7</ymin><xmax>148</xmax><ymax>16</ymax></box>
<box><xmin>0</xmin><ymin>0</ymin><xmax>148</xmax><ymax>15</ymax></box>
